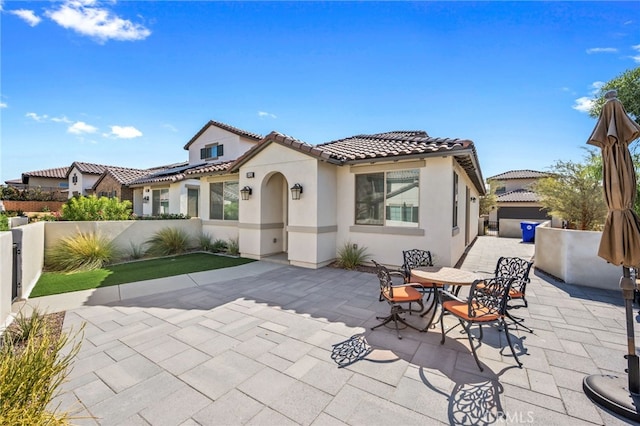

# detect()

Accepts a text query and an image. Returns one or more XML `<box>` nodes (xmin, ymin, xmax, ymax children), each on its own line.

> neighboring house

<box><xmin>183</xmin><ymin>126</ymin><xmax>484</xmax><ymax>269</ymax></box>
<box><xmin>127</xmin><ymin>120</ymin><xmax>263</xmax><ymax>218</ymax></box>
<box><xmin>486</xmin><ymin>169</ymin><xmax>554</xmax><ymax>235</ymax></box>
<box><xmin>5</xmin><ymin>166</ymin><xmax>70</xmax><ymax>192</ymax></box>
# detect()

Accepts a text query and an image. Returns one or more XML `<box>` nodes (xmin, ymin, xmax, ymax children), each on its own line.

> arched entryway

<box><xmin>260</xmin><ymin>172</ymin><xmax>290</xmax><ymax>261</ymax></box>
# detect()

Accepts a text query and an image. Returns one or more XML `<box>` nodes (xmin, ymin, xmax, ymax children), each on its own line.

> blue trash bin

<box><xmin>520</xmin><ymin>222</ymin><xmax>539</xmax><ymax>243</ymax></box>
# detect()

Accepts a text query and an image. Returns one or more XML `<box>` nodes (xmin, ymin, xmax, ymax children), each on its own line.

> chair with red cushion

<box><xmin>439</xmin><ymin>276</ymin><xmax>522</xmax><ymax>372</ymax></box>
<box><xmin>371</xmin><ymin>260</ymin><xmax>424</xmax><ymax>339</ymax></box>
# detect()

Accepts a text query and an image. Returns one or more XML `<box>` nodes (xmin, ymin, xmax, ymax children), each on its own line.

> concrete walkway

<box><xmin>13</xmin><ymin>236</ymin><xmax>639</xmax><ymax>425</ymax></box>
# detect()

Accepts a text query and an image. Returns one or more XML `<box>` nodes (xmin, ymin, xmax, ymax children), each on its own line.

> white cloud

<box><xmin>572</xmin><ymin>82</ymin><xmax>604</xmax><ymax>113</ymax></box>
<box><xmin>0</xmin><ymin>102</ymin><xmax>7</xmax><ymax>109</ymax></box>
<box><xmin>572</xmin><ymin>97</ymin><xmax>594</xmax><ymax>113</ymax></box>
<box><xmin>50</xmin><ymin>116</ymin><xmax>72</xmax><ymax>123</ymax></box>
<box><xmin>10</xmin><ymin>9</ymin><xmax>42</xmax><ymax>26</ymax></box>
<box><xmin>68</xmin><ymin>121</ymin><xmax>98</xmax><ymax>134</ymax></box>
<box><xmin>109</xmin><ymin>125</ymin><xmax>142</xmax><ymax>139</ymax></box>
<box><xmin>162</xmin><ymin>123</ymin><xmax>178</xmax><ymax>132</ymax></box>
<box><xmin>26</xmin><ymin>112</ymin><xmax>48</xmax><ymax>121</ymax></box>
<box><xmin>631</xmin><ymin>44</ymin><xmax>640</xmax><ymax>63</ymax></box>
<box><xmin>258</xmin><ymin>111</ymin><xmax>277</xmax><ymax>119</ymax></box>
<box><xmin>45</xmin><ymin>0</ymin><xmax>151</xmax><ymax>43</ymax></box>
<box><xmin>586</xmin><ymin>47</ymin><xmax>618</xmax><ymax>54</ymax></box>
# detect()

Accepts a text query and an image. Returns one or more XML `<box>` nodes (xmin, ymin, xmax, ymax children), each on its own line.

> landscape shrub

<box><xmin>211</xmin><ymin>239</ymin><xmax>228</xmax><ymax>253</ymax></box>
<box><xmin>336</xmin><ymin>241</ymin><xmax>370</xmax><ymax>270</ymax></box>
<box><xmin>136</xmin><ymin>213</ymin><xmax>190</xmax><ymax>220</ymax></box>
<box><xmin>226</xmin><ymin>237</ymin><xmax>240</xmax><ymax>256</ymax></box>
<box><xmin>0</xmin><ymin>308</ymin><xmax>83</xmax><ymax>425</ymax></box>
<box><xmin>0</xmin><ymin>214</ymin><xmax>8</xmax><ymax>232</ymax></box>
<box><xmin>45</xmin><ymin>232</ymin><xmax>119</xmax><ymax>272</ymax></box>
<box><xmin>61</xmin><ymin>195</ymin><xmax>132</xmax><ymax>221</ymax></box>
<box><xmin>145</xmin><ymin>227</ymin><xmax>192</xmax><ymax>256</ymax></box>
<box><xmin>198</xmin><ymin>233</ymin><xmax>214</xmax><ymax>251</ymax></box>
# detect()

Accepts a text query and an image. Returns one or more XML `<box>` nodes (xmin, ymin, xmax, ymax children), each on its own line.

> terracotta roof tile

<box><xmin>488</xmin><ymin>169</ymin><xmax>551</xmax><ymax>180</ymax></box>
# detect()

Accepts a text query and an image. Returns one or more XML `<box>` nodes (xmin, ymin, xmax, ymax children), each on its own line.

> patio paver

<box><xmin>14</xmin><ymin>236</ymin><xmax>640</xmax><ymax>425</ymax></box>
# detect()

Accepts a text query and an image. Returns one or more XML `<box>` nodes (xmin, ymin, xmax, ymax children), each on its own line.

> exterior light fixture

<box><xmin>470</xmin><ymin>197</ymin><xmax>477</xmax><ymax>203</ymax></box>
<box><xmin>72</xmin><ymin>173</ymin><xmax>78</xmax><ymax>185</ymax></box>
<box><xmin>240</xmin><ymin>186</ymin><xmax>252</xmax><ymax>200</ymax></box>
<box><xmin>290</xmin><ymin>183</ymin><xmax>303</xmax><ymax>200</ymax></box>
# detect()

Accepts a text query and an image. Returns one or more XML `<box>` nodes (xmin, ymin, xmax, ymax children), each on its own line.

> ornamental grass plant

<box><xmin>145</xmin><ymin>227</ymin><xmax>192</xmax><ymax>256</ymax></box>
<box><xmin>336</xmin><ymin>241</ymin><xmax>370</xmax><ymax>270</ymax></box>
<box><xmin>45</xmin><ymin>231</ymin><xmax>119</xmax><ymax>272</ymax></box>
<box><xmin>0</xmin><ymin>308</ymin><xmax>83</xmax><ymax>425</ymax></box>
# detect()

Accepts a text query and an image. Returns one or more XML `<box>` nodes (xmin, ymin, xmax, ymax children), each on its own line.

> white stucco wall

<box><xmin>334</xmin><ymin>156</ymin><xmax>479</xmax><ymax>268</ymax></box>
<box><xmin>67</xmin><ymin>166</ymin><xmax>100</xmax><ymax>198</ymax></box>
<box><xmin>535</xmin><ymin>224</ymin><xmax>621</xmax><ymax>290</ymax></box>
<box><xmin>187</xmin><ymin>126</ymin><xmax>257</xmax><ymax>165</ymax></box>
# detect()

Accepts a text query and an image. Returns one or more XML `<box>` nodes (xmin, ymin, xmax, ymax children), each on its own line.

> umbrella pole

<box><xmin>622</xmin><ymin>266</ymin><xmax>640</xmax><ymax>394</ymax></box>
<box><xmin>583</xmin><ymin>266</ymin><xmax>640</xmax><ymax>421</ymax></box>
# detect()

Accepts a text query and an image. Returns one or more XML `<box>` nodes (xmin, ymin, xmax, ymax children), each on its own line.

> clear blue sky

<box><xmin>1</xmin><ymin>1</ymin><xmax>639</xmax><ymax>183</ymax></box>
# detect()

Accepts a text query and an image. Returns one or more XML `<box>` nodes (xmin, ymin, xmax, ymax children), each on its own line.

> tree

<box><xmin>589</xmin><ymin>66</ymin><xmax>640</xmax><ymax>125</ymax></box>
<box><xmin>479</xmin><ymin>181</ymin><xmax>497</xmax><ymax>216</ymax></box>
<box><xmin>532</xmin><ymin>152</ymin><xmax>607</xmax><ymax>230</ymax></box>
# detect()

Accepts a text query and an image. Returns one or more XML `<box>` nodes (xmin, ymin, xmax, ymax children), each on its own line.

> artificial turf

<box><xmin>30</xmin><ymin>252</ymin><xmax>255</xmax><ymax>297</ymax></box>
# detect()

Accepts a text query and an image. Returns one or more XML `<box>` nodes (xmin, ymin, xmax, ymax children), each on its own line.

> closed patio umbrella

<box><xmin>584</xmin><ymin>90</ymin><xmax>640</xmax><ymax>421</ymax></box>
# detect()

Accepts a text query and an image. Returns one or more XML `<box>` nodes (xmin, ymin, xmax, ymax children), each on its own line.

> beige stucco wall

<box><xmin>535</xmin><ymin>224</ymin><xmax>621</xmax><ymax>290</ymax></box>
<box><xmin>0</xmin><ymin>232</ymin><xmax>13</xmax><ymax>328</ymax></box>
<box><xmin>26</xmin><ymin>176</ymin><xmax>68</xmax><ymax>189</ymax></box>
<box><xmin>13</xmin><ymin>222</ymin><xmax>46</xmax><ymax>298</ymax></box>
<box><xmin>44</xmin><ymin>220</ymin><xmax>203</xmax><ymax>254</ymax></box>
<box><xmin>187</xmin><ymin>126</ymin><xmax>257</xmax><ymax>165</ymax></box>
<box><xmin>335</xmin><ymin>156</ymin><xmax>479</xmax><ymax>268</ymax></box>
<box><xmin>236</xmin><ymin>142</ymin><xmax>336</xmax><ymax>268</ymax></box>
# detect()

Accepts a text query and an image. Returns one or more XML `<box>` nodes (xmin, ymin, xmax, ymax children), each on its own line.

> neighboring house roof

<box><xmin>183</xmin><ymin>120</ymin><xmax>263</xmax><ymax>150</ymax></box>
<box><xmin>127</xmin><ymin>162</ymin><xmax>209</xmax><ymax>186</ymax></box>
<box><xmin>21</xmin><ymin>166</ymin><xmax>69</xmax><ymax>182</ymax></box>
<box><xmin>488</xmin><ymin>169</ymin><xmax>550</xmax><ymax>181</ymax></box>
<box><xmin>65</xmin><ymin>161</ymin><xmax>144</xmax><ymax>178</ymax></box>
<box><xmin>92</xmin><ymin>168</ymin><xmax>153</xmax><ymax>189</ymax></box>
<box><xmin>497</xmin><ymin>189</ymin><xmax>540</xmax><ymax>203</ymax></box>
<box><xmin>231</xmin><ymin>130</ymin><xmax>485</xmax><ymax>194</ymax></box>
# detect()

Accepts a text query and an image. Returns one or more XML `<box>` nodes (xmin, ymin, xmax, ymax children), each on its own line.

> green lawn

<box><xmin>31</xmin><ymin>253</ymin><xmax>255</xmax><ymax>297</ymax></box>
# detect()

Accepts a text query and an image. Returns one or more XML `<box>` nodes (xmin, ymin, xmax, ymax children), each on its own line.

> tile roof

<box><xmin>183</xmin><ymin>120</ymin><xmax>263</xmax><ymax>150</ymax></box>
<box><xmin>66</xmin><ymin>161</ymin><xmax>148</xmax><ymax>177</ymax></box>
<box><xmin>184</xmin><ymin>161</ymin><xmax>235</xmax><ymax>177</ymax></box>
<box><xmin>97</xmin><ymin>168</ymin><xmax>152</xmax><ymax>186</ymax></box>
<box><xmin>488</xmin><ymin>169</ymin><xmax>551</xmax><ymax>181</ymax></box>
<box><xmin>497</xmin><ymin>189</ymin><xmax>540</xmax><ymax>203</ymax></box>
<box><xmin>22</xmin><ymin>166</ymin><xmax>69</xmax><ymax>180</ymax></box>
<box><xmin>230</xmin><ymin>130</ymin><xmax>485</xmax><ymax>194</ymax></box>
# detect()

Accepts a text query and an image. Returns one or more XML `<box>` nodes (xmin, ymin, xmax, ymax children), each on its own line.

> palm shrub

<box><xmin>0</xmin><ymin>310</ymin><xmax>83</xmax><ymax>425</ymax></box>
<box><xmin>145</xmin><ymin>227</ymin><xmax>192</xmax><ymax>256</ymax></box>
<box><xmin>62</xmin><ymin>195</ymin><xmax>132</xmax><ymax>221</ymax></box>
<box><xmin>336</xmin><ymin>241</ymin><xmax>370</xmax><ymax>270</ymax></box>
<box><xmin>45</xmin><ymin>232</ymin><xmax>118</xmax><ymax>272</ymax></box>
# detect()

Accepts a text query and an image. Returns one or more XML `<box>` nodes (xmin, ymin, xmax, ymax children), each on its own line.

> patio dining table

<box><xmin>410</xmin><ymin>266</ymin><xmax>481</xmax><ymax>331</ymax></box>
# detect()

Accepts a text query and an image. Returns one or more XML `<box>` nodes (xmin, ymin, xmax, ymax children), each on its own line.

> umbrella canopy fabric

<box><xmin>587</xmin><ymin>92</ymin><xmax>640</xmax><ymax>267</ymax></box>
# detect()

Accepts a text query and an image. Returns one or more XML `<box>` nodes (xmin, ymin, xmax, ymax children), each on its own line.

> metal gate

<box><xmin>12</xmin><ymin>242</ymin><xmax>21</xmax><ymax>301</ymax></box>
<box><xmin>484</xmin><ymin>218</ymin><xmax>499</xmax><ymax>236</ymax></box>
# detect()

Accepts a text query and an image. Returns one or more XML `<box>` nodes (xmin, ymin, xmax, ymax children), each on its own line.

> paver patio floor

<box><xmin>14</xmin><ymin>236</ymin><xmax>640</xmax><ymax>425</ymax></box>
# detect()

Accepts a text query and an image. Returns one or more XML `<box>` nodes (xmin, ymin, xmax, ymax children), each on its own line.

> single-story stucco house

<box><xmin>7</xmin><ymin>120</ymin><xmax>486</xmax><ymax>269</ymax></box>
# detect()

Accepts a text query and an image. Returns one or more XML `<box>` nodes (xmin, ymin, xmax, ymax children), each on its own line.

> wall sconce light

<box><xmin>290</xmin><ymin>183</ymin><xmax>303</xmax><ymax>200</ymax></box>
<box><xmin>240</xmin><ymin>186</ymin><xmax>252</xmax><ymax>200</ymax></box>
<box><xmin>145</xmin><ymin>188</ymin><xmax>150</xmax><ymax>193</ymax></box>
<box><xmin>470</xmin><ymin>197</ymin><xmax>477</xmax><ymax>203</ymax></box>
<box><xmin>143</xmin><ymin>196</ymin><xmax>150</xmax><ymax>203</ymax></box>
<box><xmin>72</xmin><ymin>173</ymin><xmax>78</xmax><ymax>185</ymax></box>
